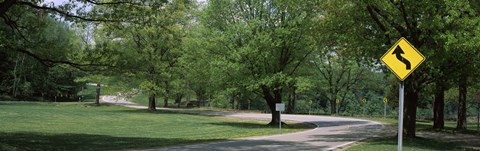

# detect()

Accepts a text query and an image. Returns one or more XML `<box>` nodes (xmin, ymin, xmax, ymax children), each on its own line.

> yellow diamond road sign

<box><xmin>381</xmin><ymin>37</ymin><xmax>425</xmax><ymax>81</ymax></box>
<box><xmin>361</xmin><ymin>98</ymin><xmax>367</xmax><ymax>104</ymax></box>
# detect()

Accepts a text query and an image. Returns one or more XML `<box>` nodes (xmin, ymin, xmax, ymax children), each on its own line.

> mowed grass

<box><xmin>346</xmin><ymin>136</ymin><xmax>476</xmax><ymax>151</ymax></box>
<box><xmin>345</xmin><ymin>116</ymin><xmax>479</xmax><ymax>151</ymax></box>
<box><xmin>349</xmin><ymin>116</ymin><xmax>480</xmax><ymax>134</ymax></box>
<box><xmin>416</xmin><ymin>120</ymin><xmax>480</xmax><ymax>134</ymax></box>
<box><xmin>0</xmin><ymin>102</ymin><xmax>313</xmax><ymax>151</ymax></box>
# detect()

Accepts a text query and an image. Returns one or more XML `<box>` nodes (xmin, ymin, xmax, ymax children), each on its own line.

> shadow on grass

<box><xmin>416</xmin><ymin>122</ymin><xmax>480</xmax><ymax>135</ymax></box>
<box><xmin>161</xmin><ymin>139</ymin><xmax>330</xmax><ymax>150</ymax></box>
<box><xmin>106</xmin><ymin>107</ymin><xmax>242</xmax><ymax>117</ymax></box>
<box><xmin>0</xmin><ymin>132</ymin><xmax>221</xmax><ymax>151</ymax></box>
<box><xmin>358</xmin><ymin>136</ymin><xmax>476</xmax><ymax>151</ymax></box>
<box><xmin>207</xmin><ymin>122</ymin><xmax>314</xmax><ymax>129</ymax></box>
<box><xmin>105</xmin><ymin>108</ymin><xmax>191</xmax><ymax>115</ymax></box>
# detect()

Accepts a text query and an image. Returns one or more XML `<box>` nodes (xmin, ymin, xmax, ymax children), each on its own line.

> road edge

<box><xmin>101</xmin><ymin>95</ymin><xmax>386</xmax><ymax>151</ymax></box>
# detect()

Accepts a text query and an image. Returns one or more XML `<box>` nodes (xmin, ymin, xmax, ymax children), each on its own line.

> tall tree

<box><xmin>201</xmin><ymin>0</ymin><xmax>321</xmax><ymax>125</ymax></box>
<box><xmin>0</xmin><ymin>6</ymin><xmax>86</xmax><ymax>99</ymax></box>
<box><xmin>181</xmin><ymin>24</ymin><xmax>215</xmax><ymax>107</ymax></box>
<box><xmin>93</xmin><ymin>0</ymin><xmax>194</xmax><ymax>111</ymax></box>
<box><xmin>312</xmin><ymin>51</ymin><xmax>365</xmax><ymax>115</ymax></box>
<box><xmin>433</xmin><ymin>82</ymin><xmax>446</xmax><ymax>129</ymax></box>
<box><xmin>320</xmin><ymin>0</ymin><xmax>480</xmax><ymax>137</ymax></box>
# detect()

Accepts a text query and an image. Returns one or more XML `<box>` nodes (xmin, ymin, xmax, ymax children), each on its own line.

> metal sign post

<box><xmin>279</xmin><ymin>110</ymin><xmax>282</xmax><ymax>129</ymax></box>
<box><xmin>336</xmin><ymin>99</ymin><xmax>341</xmax><ymax>114</ymax></box>
<box><xmin>383</xmin><ymin>97</ymin><xmax>388</xmax><ymax>119</ymax></box>
<box><xmin>308</xmin><ymin>100</ymin><xmax>313</xmax><ymax>115</ymax></box>
<box><xmin>384</xmin><ymin>102</ymin><xmax>387</xmax><ymax>119</ymax></box>
<box><xmin>383</xmin><ymin>103</ymin><xmax>387</xmax><ymax>119</ymax></box>
<box><xmin>361</xmin><ymin>98</ymin><xmax>367</xmax><ymax>116</ymax></box>
<box><xmin>381</xmin><ymin>37</ymin><xmax>425</xmax><ymax>151</ymax></box>
<box><xmin>384</xmin><ymin>98</ymin><xmax>388</xmax><ymax>119</ymax></box>
<box><xmin>363</xmin><ymin>104</ymin><xmax>365</xmax><ymax>116</ymax></box>
<box><xmin>398</xmin><ymin>81</ymin><xmax>404</xmax><ymax>151</ymax></box>
<box><xmin>276</xmin><ymin>103</ymin><xmax>285</xmax><ymax>130</ymax></box>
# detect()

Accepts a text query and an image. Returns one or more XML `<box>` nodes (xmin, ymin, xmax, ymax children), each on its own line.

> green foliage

<box><xmin>86</xmin><ymin>0</ymin><xmax>196</xmax><ymax>107</ymax></box>
<box><xmin>1</xmin><ymin>0</ymin><xmax>479</xmax><ymax>130</ymax></box>
<box><xmin>319</xmin><ymin>0</ymin><xmax>480</xmax><ymax>88</ymax></box>
<box><xmin>193</xmin><ymin>0</ymin><xmax>324</xmax><ymax>119</ymax></box>
<box><xmin>0</xmin><ymin>7</ymin><xmax>84</xmax><ymax>100</ymax></box>
<box><xmin>316</xmin><ymin>0</ymin><xmax>480</xmax><ymax>134</ymax></box>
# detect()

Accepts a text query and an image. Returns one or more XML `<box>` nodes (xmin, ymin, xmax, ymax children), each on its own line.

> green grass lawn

<box><xmin>346</xmin><ymin>136</ymin><xmax>476</xmax><ymax>151</ymax></box>
<box><xmin>0</xmin><ymin>102</ymin><xmax>312</xmax><ymax>151</ymax></box>
<box><xmin>416</xmin><ymin>120</ymin><xmax>480</xmax><ymax>134</ymax></box>
<box><xmin>348</xmin><ymin>116</ymin><xmax>480</xmax><ymax>134</ymax></box>
<box><xmin>344</xmin><ymin>116</ymin><xmax>479</xmax><ymax>150</ymax></box>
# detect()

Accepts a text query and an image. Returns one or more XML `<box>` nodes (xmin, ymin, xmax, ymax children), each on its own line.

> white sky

<box><xmin>43</xmin><ymin>0</ymin><xmax>67</xmax><ymax>6</ymax></box>
<box><xmin>43</xmin><ymin>0</ymin><xmax>206</xmax><ymax>6</ymax></box>
<box><xmin>42</xmin><ymin>0</ymin><xmax>206</xmax><ymax>21</ymax></box>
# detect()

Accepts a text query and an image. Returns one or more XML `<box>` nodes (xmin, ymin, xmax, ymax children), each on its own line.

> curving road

<box><xmin>101</xmin><ymin>96</ymin><xmax>384</xmax><ymax>151</ymax></box>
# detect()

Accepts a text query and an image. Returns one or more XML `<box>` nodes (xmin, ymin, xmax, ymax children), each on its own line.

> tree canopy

<box><xmin>1</xmin><ymin>0</ymin><xmax>480</xmax><ymax>138</ymax></box>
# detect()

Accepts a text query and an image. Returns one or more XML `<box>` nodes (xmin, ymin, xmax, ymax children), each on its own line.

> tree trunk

<box><xmin>457</xmin><ymin>75</ymin><xmax>467</xmax><ymax>130</ymax></box>
<box><xmin>195</xmin><ymin>90</ymin><xmax>206</xmax><ymax>106</ymax></box>
<box><xmin>12</xmin><ymin>54</ymin><xmax>25</xmax><ymax>97</ymax></box>
<box><xmin>164</xmin><ymin>81</ymin><xmax>169</xmax><ymax>107</ymax></box>
<box><xmin>404</xmin><ymin>89</ymin><xmax>418</xmax><ymax>137</ymax></box>
<box><xmin>231</xmin><ymin>93</ymin><xmax>235</xmax><ymax>109</ymax></box>
<box><xmin>12</xmin><ymin>55</ymin><xmax>19</xmax><ymax>97</ymax></box>
<box><xmin>262</xmin><ymin>86</ymin><xmax>282</xmax><ymax>125</ymax></box>
<box><xmin>175</xmin><ymin>94</ymin><xmax>183</xmax><ymax>108</ymax></box>
<box><xmin>286</xmin><ymin>88</ymin><xmax>296</xmax><ymax>114</ymax></box>
<box><xmin>148</xmin><ymin>93</ymin><xmax>156</xmax><ymax>111</ymax></box>
<box><xmin>433</xmin><ymin>83</ymin><xmax>445</xmax><ymax>129</ymax></box>
<box><xmin>163</xmin><ymin>96</ymin><xmax>168</xmax><ymax>107</ymax></box>
<box><xmin>330</xmin><ymin>97</ymin><xmax>337</xmax><ymax>115</ymax></box>
<box><xmin>186</xmin><ymin>95</ymin><xmax>190</xmax><ymax>103</ymax></box>
<box><xmin>95</xmin><ymin>83</ymin><xmax>101</xmax><ymax>105</ymax></box>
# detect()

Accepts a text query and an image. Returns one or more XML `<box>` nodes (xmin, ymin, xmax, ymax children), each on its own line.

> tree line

<box><xmin>1</xmin><ymin>0</ymin><xmax>480</xmax><ymax>138</ymax></box>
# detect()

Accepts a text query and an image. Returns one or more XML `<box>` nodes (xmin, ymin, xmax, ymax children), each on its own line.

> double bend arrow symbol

<box><xmin>392</xmin><ymin>46</ymin><xmax>411</xmax><ymax>70</ymax></box>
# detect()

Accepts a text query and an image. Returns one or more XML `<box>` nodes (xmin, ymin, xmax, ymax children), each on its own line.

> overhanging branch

<box><xmin>84</xmin><ymin>0</ymin><xmax>142</xmax><ymax>6</ymax></box>
<box><xmin>5</xmin><ymin>48</ymin><xmax>114</xmax><ymax>71</ymax></box>
<box><xmin>0</xmin><ymin>0</ymin><xmax>16</xmax><ymax>17</ymax></box>
<box><xmin>16</xmin><ymin>1</ymin><xmax>121</xmax><ymax>22</ymax></box>
<box><xmin>288</xmin><ymin>49</ymin><xmax>314</xmax><ymax>76</ymax></box>
<box><xmin>367</xmin><ymin>5</ymin><xmax>407</xmax><ymax>37</ymax></box>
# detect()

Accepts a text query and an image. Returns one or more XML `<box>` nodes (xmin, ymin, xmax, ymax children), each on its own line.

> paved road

<box><xmin>102</xmin><ymin>96</ymin><xmax>384</xmax><ymax>151</ymax></box>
